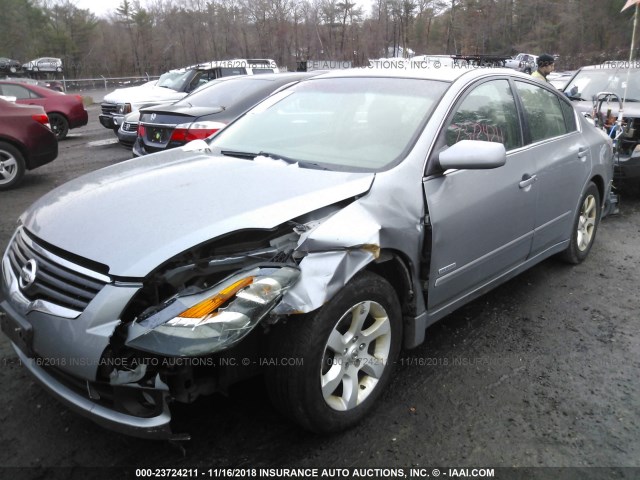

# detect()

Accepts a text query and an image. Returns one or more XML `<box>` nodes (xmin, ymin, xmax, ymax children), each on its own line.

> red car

<box><xmin>0</xmin><ymin>81</ymin><xmax>87</xmax><ymax>139</ymax></box>
<box><xmin>0</xmin><ymin>98</ymin><xmax>58</xmax><ymax>190</ymax></box>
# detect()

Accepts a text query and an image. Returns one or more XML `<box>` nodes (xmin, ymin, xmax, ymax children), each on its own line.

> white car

<box><xmin>22</xmin><ymin>57</ymin><xmax>63</xmax><ymax>73</ymax></box>
<box><xmin>504</xmin><ymin>53</ymin><xmax>538</xmax><ymax>74</ymax></box>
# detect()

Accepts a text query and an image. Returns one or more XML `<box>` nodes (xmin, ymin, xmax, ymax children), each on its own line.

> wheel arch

<box><xmin>0</xmin><ymin>136</ymin><xmax>29</xmax><ymax>164</ymax></box>
<box><xmin>275</xmin><ymin>247</ymin><xmax>421</xmax><ymax>345</ymax></box>
<box><xmin>365</xmin><ymin>249</ymin><xmax>416</xmax><ymax>316</ymax></box>
<box><xmin>589</xmin><ymin>174</ymin><xmax>605</xmax><ymax>206</ymax></box>
<box><xmin>364</xmin><ymin>248</ymin><xmax>423</xmax><ymax>347</ymax></box>
<box><xmin>47</xmin><ymin>110</ymin><xmax>68</xmax><ymax>120</ymax></box>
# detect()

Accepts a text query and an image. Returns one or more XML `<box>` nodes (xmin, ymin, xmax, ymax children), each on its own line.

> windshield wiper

<box><xmin>256</xmin><ymin>151</ymin><xmax>298</xmax><ymax>164</ymax></box>
<box><xmin>220</xmin><ymin>150</ymin><xmax>295</xmax><ymax>162</ymax></box>
<box><xmin>220</xmin><ymin>150</ymin><xmax>256</xmax><ymax>159</ymax></box>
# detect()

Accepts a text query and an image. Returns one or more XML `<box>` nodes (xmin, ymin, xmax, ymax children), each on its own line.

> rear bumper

<box><xmin>25</xmin><ymin>132</ymin><xmax>58</xmax><ymax>170</ymax></box>
<box><xmin>69</xmin><ymin>109</ymin><xmax>89</xmax><ymax>129</ymax></box>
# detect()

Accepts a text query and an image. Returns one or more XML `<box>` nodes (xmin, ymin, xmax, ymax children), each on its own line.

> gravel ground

<box><xmin>0</xmin><ymin>102</ymin><xmax>638</xmax><ymax>480</ymax></box>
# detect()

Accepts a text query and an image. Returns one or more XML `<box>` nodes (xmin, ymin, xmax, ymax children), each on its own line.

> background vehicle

<box><xmin>406</xmin><ymin>55</ymin><xmax>468</xmax><ymax>68</ymax></box>
<box><xmin>117</xmin><ymin>111</ymin><xmax>140</xmax><ymax>149</ymax></box>
<box><xmin>0</xmin><ymin>57</ymin><xmax>22</xmax><ymax>75</ymax></box>
<box><xmin>0</xmin><ymin>67</ymin><xmax>612</xmax><ymax>439</ymax></box>
<box><xmin>134</xmin><ymin>71</ymin><xmax>320</xmax><ymax>156</ymax></box>
<box><xmin>1</xmin><ymin>76</ymin><xmax>64</xmax><ymax>92</ymax></box>
<box><xmin>563</xmin><ymin>65</ymin><xmax>640</xmax><ymax>182</ymax></box>
<box><xmin>22</xmin><ymin>57</ymin><xmax>63</xmax><ymax>74</ymax></box>
<box><xmin>0</xmin><ymin>81</ymin><xmax>87</xmax><ymax>140</ymax></box>
<box><xmin>99</xmin><ymin>59</ymin><xmax>279</xmax><ymax>132</ymax></box>
<box><xmin>548</xmin><ymin>70</ymin><xmax>575</xmax><ymax>90</ymax></box>
<box><xmin>0</xmin><ymin>98</ymin><xmax>57</xmax><ymax>190</ymax></box>
<box><xmin>505</xmin><ymin>53</ymin><xmax>538</xmax><ymax>73</ymax></box>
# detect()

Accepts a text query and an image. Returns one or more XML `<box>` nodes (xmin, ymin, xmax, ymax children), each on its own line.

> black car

<box><xmin>133</xmin><ymin>72</ymin><xmax>322</xmax><ymax>156</ymax></box>
<box><xmin>0</xmin><ymin>57</ymin><xmax>22</xmax><ymax>75</ymax></box>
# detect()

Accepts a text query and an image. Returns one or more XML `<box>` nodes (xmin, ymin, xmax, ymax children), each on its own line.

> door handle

<box><xmin>519</xmin><ymin>174</ymin><xmax>537</xmax><ymax>189</ymax></box>
<box><xmin>578</xmin><ymin>146</ymin><xmax>589</xmax><ymax>159</ymax></box>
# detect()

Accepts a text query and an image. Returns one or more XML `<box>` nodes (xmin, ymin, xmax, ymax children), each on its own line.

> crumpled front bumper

<box><xmin>11</xmin><ymin>343</ymin><xmax>177</xmax><ymax>439</ymax></box>
<box><xmin>0</xmin><ymin>246</ymin><xmax>183</xmax><ymax>440</ymax></box>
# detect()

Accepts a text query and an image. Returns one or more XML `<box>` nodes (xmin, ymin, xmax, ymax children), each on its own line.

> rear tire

<box><xmin>266</xmin><ymin>271</ymin><xmax>402</xmax><ymax>433</ymax></box>
<box><xmin>49</xmin><ymin>113</ymin><xmax>69</xmax><ymax>140</ymax></box>
<box><xmin>0</xmin><ymin>141</ymin><xmax>26</xmax><ymax>190</ymax></box>
<box><xmin>561</xmin><ymin>182</ymin><xmax>601</xmax><ymax>264</ymax></box>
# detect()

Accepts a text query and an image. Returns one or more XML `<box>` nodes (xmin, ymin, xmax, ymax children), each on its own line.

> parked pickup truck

<box><xmin>504</xmin><ymin>53</ymin><xmax>538</xmax><ymax>74</ymax></box>
<box><xmin>99</xmin><ymin>59</ymin><xmax>278</xmax><ymax>131</ymax></box>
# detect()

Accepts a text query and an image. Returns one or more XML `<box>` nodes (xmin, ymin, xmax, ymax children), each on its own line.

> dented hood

<box><xmin>103</xmin><ymin>84</ymin><xmax>187</xmax><ymax>104</ymax></box>
<box><xmin>21</xmin><ymin>152</ymin><xmax>374</xmax><ymax>277</ymax></box>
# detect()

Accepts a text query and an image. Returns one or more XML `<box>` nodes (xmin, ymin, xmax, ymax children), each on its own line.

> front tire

<box><xmin>266</xmin><ymin>271</ymin><xmax>402</xmax><ymax>433</ymax></box>
<box><xmin>49</xmin><ymin>113</ymin><xmax>69</xmax><ymax>140</ymax></box>
<box><xmin>0</xmin><ymin>141</ymin><xmax>26</xmax><ymax>190</ymax></box>
<box><xmin>561</xmin><ymin>182</ymin><xmax>601</xmax><ymax>264</ymax></box>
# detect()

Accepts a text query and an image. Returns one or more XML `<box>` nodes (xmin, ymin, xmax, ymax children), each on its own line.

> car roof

<box><xmin>185</xmin><ymin>72</ymin><xmax>319</xmax><ymax>100</ymax></box>
<box><xmin>310</xmin><ymin>66</ymin><xmax>532</xmax><ymax>83</ymax></box>
<box><xmin>0</xmin><ymin>79</ymin><xmax>40</xmax><ymax>86</ymax></box>
<box><xmin>186</xmin><ymin>71</ymin><xmax>324</xmax><ymax>94</ymax></box>
<box><xmin>207</xmin><ymin>71</ymin><xmax>319</xmax><ymax>81</ymax></box>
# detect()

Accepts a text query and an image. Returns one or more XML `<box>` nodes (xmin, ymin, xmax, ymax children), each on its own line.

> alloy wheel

<box><xmin>321</xmin><ymin>300</ymin><xmax>392</xmax><ymax>411</ymax></box>
<box><xmin>0</xmin><ymin>151</ymin><xmax>19</xmax><ymax>185</ymax></box>
<box><xmin>577</xmin><ymin>194</ymin><xmax>597</xmax><ymax>251</ymax></box>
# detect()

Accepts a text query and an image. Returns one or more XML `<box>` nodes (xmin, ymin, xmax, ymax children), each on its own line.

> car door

<box><xmin>513</xmin><ymin>80</ymin><xmax>588</xmax><ymax>257</ymax></box>
<box><xmin>423</xmin><ymin>78</ymin><xmax>537</xmax><ymax>316</ymax></box>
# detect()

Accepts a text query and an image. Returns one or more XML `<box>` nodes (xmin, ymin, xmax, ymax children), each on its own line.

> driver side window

<box><xmin>445</xmin><ymin>79</ymin><xmax>522</xmax><ymax>151</ymax></box>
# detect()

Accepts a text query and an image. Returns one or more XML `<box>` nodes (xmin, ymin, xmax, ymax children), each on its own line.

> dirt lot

<box><xmin>0</xmin><ymin>102</ymin><xmax>639</xmax><ymax>479</ymax></box>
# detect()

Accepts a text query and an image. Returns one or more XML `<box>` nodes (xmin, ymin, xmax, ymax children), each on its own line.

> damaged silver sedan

<box><xmin>0</xmin><ymin>67</ymin><xmax>613</xmax><ymax>439</ymax></box>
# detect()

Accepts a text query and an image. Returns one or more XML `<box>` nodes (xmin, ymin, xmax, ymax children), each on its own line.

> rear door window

<box><xmin>515</xmin><ymin>81</ymin><xmax>571</xmax><ymax>143</ymax></box>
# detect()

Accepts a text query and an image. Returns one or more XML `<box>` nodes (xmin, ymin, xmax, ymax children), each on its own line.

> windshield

<box><xmin>209</xmin><ymin>77</ymin><xmax>448</xmax><ymax>172</ymax></box>
<box><xmin>157</xmin><ymin>70</ymin><xmax>194</xmax><ymax>90</ymax></box>
<box><xmin>564</xmin><ymin>68</ymin><xmax>640</xmax><ymax>102</ymax></box>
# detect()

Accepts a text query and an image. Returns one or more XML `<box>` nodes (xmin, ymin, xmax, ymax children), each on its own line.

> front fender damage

<box><xmin>276</xmin><ymin>202</ymin><xmax>381</xmax><ymax>314</ymax></box>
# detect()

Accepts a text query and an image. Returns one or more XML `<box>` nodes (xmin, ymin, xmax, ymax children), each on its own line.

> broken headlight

<box><xmin>126</xmin><ymin>266</ymin><xmax>300</xmax><ymax>356</ymax></box>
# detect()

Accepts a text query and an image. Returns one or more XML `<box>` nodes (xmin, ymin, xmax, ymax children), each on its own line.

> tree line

<box><xmin>1</xmin><ymin>0</ymin><xmax>638</xmax><ymax>78</ymax></box>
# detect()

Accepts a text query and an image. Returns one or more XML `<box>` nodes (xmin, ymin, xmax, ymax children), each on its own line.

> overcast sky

<box><xmin>72</xmin><ymin>0</ymin><xmax>375</xmax><ymax>19</ymax></box>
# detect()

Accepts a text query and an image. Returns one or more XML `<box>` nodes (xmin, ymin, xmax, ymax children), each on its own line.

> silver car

<box><xmin>0</xmin><ymin>67</ymin><xmax>613</xmax><ymax>439</ymax></box>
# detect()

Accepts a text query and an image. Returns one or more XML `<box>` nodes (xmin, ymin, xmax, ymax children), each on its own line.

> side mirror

<box><xmin>438</xmin><ymin>139</ymin><xmax>506</xmax><ymax>170</ymax></box>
